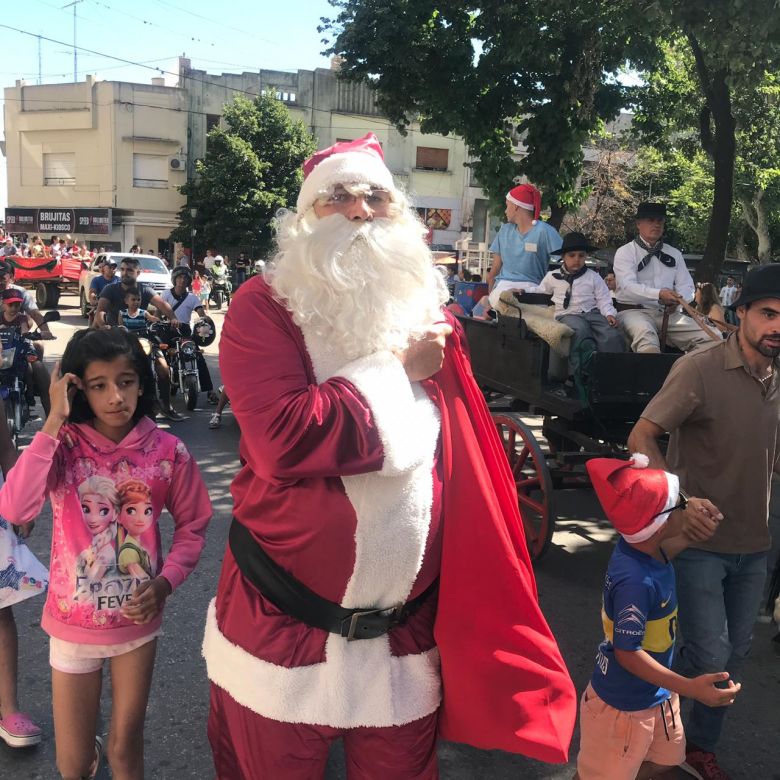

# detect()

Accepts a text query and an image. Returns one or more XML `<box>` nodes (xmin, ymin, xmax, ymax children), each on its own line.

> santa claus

<box><xmin>203</xmin><ymin>134</ymin><xmax>576</xmax><ymax>779</ymax></box>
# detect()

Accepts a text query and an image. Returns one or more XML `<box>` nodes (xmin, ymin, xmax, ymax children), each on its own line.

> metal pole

<box><xmin>37</xmin><ymin>34</ymin><xmax>42</xmax><ymax>84</ymax></box>
<box><xmin>73</xmin><ymin>3</ymin><xmax>76</xmax><ymax>81</ymax></box>
<box><xmin>62</xmin><ymin>0</ymin><xmax>83</xmax><ymax>82</ymax></box>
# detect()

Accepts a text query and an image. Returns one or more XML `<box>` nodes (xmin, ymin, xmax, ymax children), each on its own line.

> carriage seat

<box><xmin>496</xmin><ymin>291</ymin><xmax>573</xmax><ymax>381</ymax></box>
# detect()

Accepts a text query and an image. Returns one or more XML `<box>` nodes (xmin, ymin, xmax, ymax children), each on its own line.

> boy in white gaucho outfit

<box><xmin>527</xmin><ymin>231</ymin><xmax>625</xmax><ymax>379</ymax></box>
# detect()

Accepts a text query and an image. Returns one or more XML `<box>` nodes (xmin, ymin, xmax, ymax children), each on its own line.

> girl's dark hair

<box><xmin>124</xmin><ymin>286</ymin><xmax>141</xmax><ymax>299</ymax></box>
<box><xmin>696</xmin><ymin>282</ymin><xmax>720</xmax><ymax>315</ymax></box>
<box><xmin>60</xmin><ymin>329</ymin><xmax>158</xmax><ymax>423</ymax></box>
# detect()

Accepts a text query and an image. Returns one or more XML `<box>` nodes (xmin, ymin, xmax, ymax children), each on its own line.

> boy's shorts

<box><xmin>576</xmin><ymin>684</ymin><xmax>685</xmax><ymax>780</ymax></box>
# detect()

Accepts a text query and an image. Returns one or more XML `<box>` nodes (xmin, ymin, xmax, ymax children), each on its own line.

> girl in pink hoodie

<box><xmin>0</xmin><ymin>328</ymin><xmax>212</xmax><ymax>780</ymax></box>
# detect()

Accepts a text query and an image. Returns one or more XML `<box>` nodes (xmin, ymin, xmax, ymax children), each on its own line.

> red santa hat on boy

<box><xmin>296</xmin><ymin>133</ymin><xmax>396</xmax><ymax>214</ymax></box>
<box><xmin>586</xmin><ymin>453</ymin><xmax>680</xmax><ymax>543</ymax></box>
<box><xmin>506</xmin><ymin>183</ymin><xmax>542</xmax><ymax>222</ymax></box>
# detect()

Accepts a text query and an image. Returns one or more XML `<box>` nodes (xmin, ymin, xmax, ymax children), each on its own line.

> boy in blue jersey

<box><xmin>575</xmin><ymin>454</ymin><xmax>740</xmax><ymax>780</ymax></box>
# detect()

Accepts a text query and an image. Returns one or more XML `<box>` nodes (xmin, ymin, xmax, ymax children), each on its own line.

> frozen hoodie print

<box><xmin>0</xmin><ymin>417</ymin><xmax>211</xmax><ymax>645</ymax></box>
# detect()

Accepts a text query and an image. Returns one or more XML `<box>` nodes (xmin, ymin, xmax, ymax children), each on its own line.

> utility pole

<box><xmin>62</xmin><ymin>0</ymin><xmax>83</xmax><ymax>82</ymax></box>
<box><xmin>37</xmin><ymin>34</ymin><xmax>42</xmax><ymax>84</ymax></box>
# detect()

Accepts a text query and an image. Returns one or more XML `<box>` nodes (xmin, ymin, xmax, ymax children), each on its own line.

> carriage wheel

<box><xmin>493</xmin><ymin>412</ymin><xmax>556</xmax><ymax>561</ymax></box>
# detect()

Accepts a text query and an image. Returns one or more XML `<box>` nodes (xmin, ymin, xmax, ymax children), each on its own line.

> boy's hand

<box><xmin>607</xmin><ymin>315</ymin><xmax>618</xmax><ymax>327</ymax></box>
<box><xmin>686</xmin><ymin>672</ymin><xmax>741</xmax><ymax>707</ymax></box>
<box><xmin>121</xmin><ymin>576</ymin><xmax>172</xmax><ymax>624</ymax></box>
<box><xmin>682</xmin><ymin>497</ymin><xmax>723</xmax><ymax>542</ymax></box>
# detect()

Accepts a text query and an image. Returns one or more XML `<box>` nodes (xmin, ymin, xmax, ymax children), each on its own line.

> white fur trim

<box><xmin>630</xmin><ymin>453</ymin><xmax>650</xmax><ymax>469</ymax></box>
<box><xmin>205</xmin><ymin>328</ymin><xmax>442</xmax><ymax>726</ymax></box>
<box><xmin>297</xmin><ymin>151</ymin><xmax>395</xmax><ymax>214</ymax></box>
<box><xmin>621</xmin><ymin>472</ymin><xmax>680</xmax><ymax>543</ymax></box>
<box><xmin>506</xmin><ymin>192</ymin><xmax>536</xmax><ymax>211</ymax></box>
<box><xmin>303</xmin><ymin>329</ymin><xmax>440</xmax><ymax>606</ymax></box>
<box><xmin>337</xmin><ymin>351</ymin><xmax>440</xmax><ymax>478</ymax></box>
<box><xmin>203</xmin><ymin>599</ymin><xmax>441</xmax><ymax>728</ymax></box>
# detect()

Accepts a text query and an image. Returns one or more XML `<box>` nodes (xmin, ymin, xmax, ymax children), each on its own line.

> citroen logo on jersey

<box><xmin>616</xmin><ymin>605</ymin><xmax>645</xmax><ymax>629</ymax></box>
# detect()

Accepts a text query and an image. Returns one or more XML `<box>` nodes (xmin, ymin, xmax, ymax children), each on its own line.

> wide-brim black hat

<box><xmin>551</xmin><ymin>231</ymin><xmax>599</xmax><ymax>256</ymax></box>
<box><xmin>730</xmin><ymin>263</ymin><xmax>780</xmax><ymax>309</ymax></box>
<box><xmin>636</xmin><ymin>201</ymin><xmax>666</xmax><ymax>220</ymax></box>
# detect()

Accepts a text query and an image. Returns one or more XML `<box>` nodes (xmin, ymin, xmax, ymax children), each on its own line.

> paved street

<box><xmin>0</xmin><ymin>294</ymin><xmax>778</xmax><ymax>779</ymax></box>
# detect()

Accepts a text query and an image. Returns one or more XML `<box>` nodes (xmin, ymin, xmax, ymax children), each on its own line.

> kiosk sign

<box><xmin>5</xmin><ymin>207</ymin><xmax>112</xmax><ymax>235</ymax></box>
<box><xmin>38</xmin><ymin>209</ymin><xmax>74</xmax><ymax>233</ymax></box>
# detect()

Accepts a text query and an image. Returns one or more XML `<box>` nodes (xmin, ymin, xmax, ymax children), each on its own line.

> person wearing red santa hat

<box><xmin>486</xmin><ymin>182</ymin><xmax>563</xmax><ymax>308</ymax></box>
<box><xmin>575</xmin><ymin>454</ymin><xmax>738</xmax><ymax>780</ymax></box>
<box><xmin>202</xmin><ymin>133</ymin><xmax>577</xmax><ymax>778</ymax></box>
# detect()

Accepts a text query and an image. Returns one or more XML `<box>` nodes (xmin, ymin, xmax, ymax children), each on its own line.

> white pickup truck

<box><xmin>78</xmin><ymin>253</ymin><xmax>172</xmax><ymax>317</ymax></box>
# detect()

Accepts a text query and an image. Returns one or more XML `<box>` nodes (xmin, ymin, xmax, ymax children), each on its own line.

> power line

<box><xmin>85</xmin><ymin>0</ymin><xmax>216</xmax><ymax>49</ymax></box>
<box><xmin>0</xmin><ymin>22</ymin><xmax>394</xmax><ymax>129</ymax></box>
<box><xmin>155</xmin><ymin>0</ymin><xmax>268</xmax><ymax>41</ymax></box>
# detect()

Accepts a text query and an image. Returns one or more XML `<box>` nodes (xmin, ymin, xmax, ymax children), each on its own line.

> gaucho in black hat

<box><xmin>527</xmin><ymin>231</ymin><xmax>625</xmax><ymax>382</ymax></box>
<box><xmin>612</xmin><ymin>201</ymin><xmax>711</xmax><ymax>353</ymax></box>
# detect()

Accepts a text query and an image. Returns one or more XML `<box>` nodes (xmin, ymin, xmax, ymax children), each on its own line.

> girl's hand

<box><xmin>121</xmin><ymin>576</ymin><xmax>172</xmax><ymax>624</ymax></box>
<box><xmin>46</xmin><ymin>362</ymin><xmax>80</xmax><ymax>426</ymax></box>
<box><xmin>14</xmin><ymin>520</ymin><xmax>35</xmax><ymax>539</ymax></box>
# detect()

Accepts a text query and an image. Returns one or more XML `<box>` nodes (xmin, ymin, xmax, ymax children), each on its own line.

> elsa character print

<box><xmin>116</xmin><ymin>480</ymin><xmax>154</xmax><ymax>581</ymax></box>
<box><xmin>73</xmin><ymin>475</ymin><xmax>119</xmax><ymax>601</ymax></box>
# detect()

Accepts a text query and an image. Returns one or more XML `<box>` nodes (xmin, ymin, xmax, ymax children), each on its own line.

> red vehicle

<box><xmin>5</xmin><ymin>253</ymin><xmax>87</xmax><ymax>309</ymax></box>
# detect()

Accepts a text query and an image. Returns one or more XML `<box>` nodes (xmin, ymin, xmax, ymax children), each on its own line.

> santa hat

<box><xmin>506</xmin><ymin>183</ymin><xmax>542</xmax><ymax>222</ymax></box>
<box><xmin>586</xmin><ymin>453</ymin><xmax>680</xmax><ymax>543</ymax></box>
<box><xmin>296</xmin><ymin>133</ymin><xmax>395</xmax><ymax>214</ymax></box>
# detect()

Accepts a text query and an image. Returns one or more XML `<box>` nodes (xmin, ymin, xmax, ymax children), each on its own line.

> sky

<box><xmin>0</xmin><ymin>0</ymin><xmax>336</xmax><ymax>212</ymax></box>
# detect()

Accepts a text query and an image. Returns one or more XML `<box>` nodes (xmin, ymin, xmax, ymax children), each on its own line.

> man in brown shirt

<box><xmin>627</xmin><ymin>263</ymin><xmax>780</xmax><ymax>780</ymax></box>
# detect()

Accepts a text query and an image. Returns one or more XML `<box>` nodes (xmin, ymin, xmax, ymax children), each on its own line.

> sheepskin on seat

<box><xmin>496</xmin><ymin>292</ymin><xmax>573</xmax><ymax>358</ymax></box>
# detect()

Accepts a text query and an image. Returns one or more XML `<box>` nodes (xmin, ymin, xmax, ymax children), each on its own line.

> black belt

<box><xmin>614</xmin><ymin>301</ymin><xmax>644</xmax><ymax>312</ymax></box>
<box><xmin>229</xmin><ymin>519</ymin><xmax>438</xmax><ymax>641</ymax></box>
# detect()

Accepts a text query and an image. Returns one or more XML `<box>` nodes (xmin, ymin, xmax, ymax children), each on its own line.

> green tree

<box><xmin>629</xmin><ymin>146</ymin><xmax>718</xmax><ymax>253</ymax></box>
<box><xmin>321</xmin><ymin>0</ymin><xmax>656</xmax><ymax>226</ymax></box>
<box><xmin>633</xmin><ymin>37</ymin><xmax>780</xmax><ymax>265</ymax></box>
<box><xmin>639</xmin><ymin>1</ymin><xmax>780</xmax><ymax>280</ymax></box>
<box><xmin>171</xmin><ymin>93</ymin><xmax>316</xmax><ymax>257</ymax></box>
<box><xmin>733</xmin><ymin>74</ymin><xmax>780</xmax><ymax>264</ymax></box>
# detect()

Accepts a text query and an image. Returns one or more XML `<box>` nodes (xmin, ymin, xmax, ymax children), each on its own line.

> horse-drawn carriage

<box><xmin>459</xmin><ymin>295</ymin><xmax>682</xmax><ymax>561</ymax></box>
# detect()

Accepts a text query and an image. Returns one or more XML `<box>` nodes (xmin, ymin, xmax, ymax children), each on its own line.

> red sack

<box><xmin>431</xmin><ymin>322</ymin><xmax>576</xmax><ymax>763</ymax></box>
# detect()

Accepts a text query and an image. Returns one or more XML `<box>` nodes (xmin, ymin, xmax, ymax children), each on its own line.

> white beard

<box><xmin>267</xmin><ymin>206</ymin><xmax>448</xmax><ymax>361</ymax></box>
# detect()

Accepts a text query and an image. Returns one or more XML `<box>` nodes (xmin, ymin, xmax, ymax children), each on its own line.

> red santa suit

<box><xmin>203</xmin><ymin>134</ymin><xmax>575</xmax><ymax>779</ymax></box>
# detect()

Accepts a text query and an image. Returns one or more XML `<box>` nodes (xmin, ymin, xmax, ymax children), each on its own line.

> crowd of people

<box><xmin>0</xmin><ymin>133</ymin><xmax>776</xmax><ymax>780</ymax></box>
<box><xmin>444</xmin><ymin>191</ymin><xmax>749</xmax><ymax>397</ymax></box>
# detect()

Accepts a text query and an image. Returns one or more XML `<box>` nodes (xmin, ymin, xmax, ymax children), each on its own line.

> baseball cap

<box><xmin>1</xmin><ymin>289</ymin><xmax>24</xmax><ymax>304</ymax></box>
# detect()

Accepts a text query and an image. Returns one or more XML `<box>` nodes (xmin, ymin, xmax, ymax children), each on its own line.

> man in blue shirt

<box><xmin>486</xmin><ymin>183</ymin><xmax>563</xmax><ymax>308</ymax></box>
<box><xmin>88</xmin><ymin>258</ymin><xmax>119</xmax><ymax>309</ymax></box>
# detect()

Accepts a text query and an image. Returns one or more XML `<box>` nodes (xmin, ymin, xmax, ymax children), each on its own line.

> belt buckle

<box><xmin>343</xmin><ymin>604</ymin><xmax>404</xmax><ymax>641</ymax></box>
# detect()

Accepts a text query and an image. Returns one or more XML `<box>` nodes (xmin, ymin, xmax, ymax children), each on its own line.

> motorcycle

<box><xmin>0</xmin><ymin>310</ymin><xmax>60</xmax><ymax>446</ymax></box>
<box><xmin>144</xmin><ymin>317</ymin><xmax>215</xmax><ymax>411</ymax></box>
<box><xmin>164</xmin><ymin>323</ymin><xmax>200</xmax><ymax>411</ymax></box>
<box><xmin>208</xmin><ymin>275</ymin><xmax>231</xmax><ymax>310</ymax></box>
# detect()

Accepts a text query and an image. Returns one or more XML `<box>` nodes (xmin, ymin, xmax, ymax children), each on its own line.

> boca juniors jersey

<box><xmin>590</xmin><ymin>538</ymin><xmax>677</xmax><ymax>711</ymax></box>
